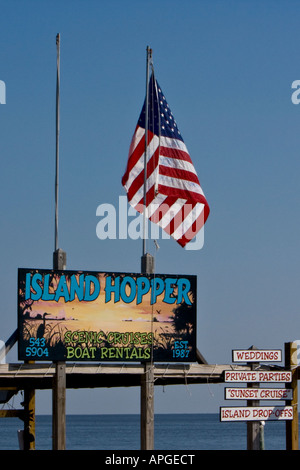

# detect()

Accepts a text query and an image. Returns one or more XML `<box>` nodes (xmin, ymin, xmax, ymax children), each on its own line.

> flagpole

<box><xmin>140</xmin><ymin>47</ymin><xmax>155</xmax><ymax>451</ymax></box>
<box><xmin>52</xmin><ymin>33</ymin><xmax>66</xmax><ymax>451</ymax></box>
<box><xmin>55</xmin><ymin>33</ymin><xmax>60</xmax><ymax>253</ymax></box>
<box><xmin>53</xmin><ymin>33</ymin><xmax>66</xmax><ymax>270</ymax></box>
<box><xmin>143</xmin><ymin>46</ymin><xmax>151</xmax><ymax>257</ymax></box>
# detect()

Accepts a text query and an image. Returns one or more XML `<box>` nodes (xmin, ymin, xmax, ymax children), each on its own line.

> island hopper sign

<box><xmin>18</xmin><ymin>268</ymin><xmax>197</xmax><ymax>362</ymax></box>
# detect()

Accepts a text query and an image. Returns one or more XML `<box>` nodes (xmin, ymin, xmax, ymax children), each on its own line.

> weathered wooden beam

<box><xmin>0</xmin><ymin>362</ymin><xmax>257</xmax><ymax>386</ymax></box>
<box><xmin>0</xmin><ymin>409</ymin><xmax>25</xmax><ymax>419</ymax></box>
<box><xmin>140</xmin><ymin>252</ymin><xmax>155</xmax><ymax>451</ymax></box>
<box><xmin>52</xmin><ymin>234</ymin><xmax>67</xmax><ymax>450</ymax></box>
<box><xmin>52</xmin><ymin>361</ymin><xmax>66</xmax><ymax>450</ymax></box>
<box><xmin>285</xmin><ymin>341</ymin><xmax>299</xmax><ymax>450</ymax></box>
<box><xmin>1</xmin><ymin>362</ymin><xmax>287</xmax><ymax>392</ymax></box>
<box><xmin>141</xmin><ymin>362</ymin><xmax>154</xmax><ymax>450</ymax></box>
<box><xmin>23</xmin><ymin>388</ymin><xmax>35</xmax><ymax>450</ymax></box>
<box><xmin>246</xmin><ymin>347</ymin><xmax>261</xmax><ymax>450</ymax></box>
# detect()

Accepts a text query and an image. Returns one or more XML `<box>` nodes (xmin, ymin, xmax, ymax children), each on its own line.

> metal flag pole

<box><xmin>55</xmin><ymin>33</ymin><xmax>60</xmax><ymax>253</ymax></box>
<box><xmin>52</xmin><ymin>33</ymin><xmax>66</xmax><ymax>451</ymax></box>
<box><xmin>143</xmin><ymin>45</ymin><xmax>151</xmax><ymax>257</ymax></box>
<box><xmin>53</xmin><ymin>33</ymin><xmax>66</xmax><ymax>271</ymax></box>
<box><xmin>140</xmin><ymin>46</ymin><xmax>155</xmax><ymax>451</ymax></box>
<box><xmin>141</xmin><ymin>46</ymin><xmax>154</xmax><ymax>275</ymax></box>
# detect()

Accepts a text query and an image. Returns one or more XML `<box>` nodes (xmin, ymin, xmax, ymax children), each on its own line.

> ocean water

<box><xmin>0</xmin><ymin>413</ymin><xmax>291</xmax><ymax>450</ymax></box>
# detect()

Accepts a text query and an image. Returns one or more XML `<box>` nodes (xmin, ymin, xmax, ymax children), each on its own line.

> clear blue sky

<box><xmin>1</xmin><ymin>0</ymin><xmax>300</xmax><ymax>415</ymax></box>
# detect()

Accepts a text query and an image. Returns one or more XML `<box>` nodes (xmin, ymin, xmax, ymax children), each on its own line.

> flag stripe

<box><xmin>122</xmin><ymin>130</ymin><xmax>158</xmax><ymax>190</ymax></box>
<box><xmin>158</xmin><ymin>177</ymin><xmax>204</xmax><ymax>199</ymax></box>
<box><xmin>159</xmin><ymin>155</ymin><xmax>198</xmax><ymax>175</ymax></box>
<box><xmin>163</xmin><ymin>202</ymin><xmax>194</xmax><ymax>237</ymax></box>
<box><xmin>126</xmin><ymin>147</ymin><xmax>159</xmax><ymax>204</ymax></box>
<box><xmin>159</xmin><ymin>144</ymin><xmax>193</xmax><ymax>165</ymax></box>
<box><xmin>158</xmin><ymin>165</ymin><xmax>201</xmax><ymax>186</ymax></box>
<box><xmin>158</xmin><ymin>183</ymin><xmax>208</xmax><ymax>206</ymax></box>
<box><xmin>150</xmin><ymin>197</ymin><xmax>185</xmax><ymax>227</ymax></box>
<box><xmin>173</xmin><ymin>203</ymin><xmax>204</xmax><ymax>240</ymax></box>
<box><xmin>177</xmin><ymin>209</ymin><xmax>205</xmax><ymax>246</ymax></box>
<box><xmin>121</xmin><ymin>127</ymin><xmax>145</xmax><ymax>184</ymax></box>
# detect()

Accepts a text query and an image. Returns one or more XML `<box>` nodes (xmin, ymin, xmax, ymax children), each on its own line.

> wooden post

<box><xmin>140</xmin><ymin>252</ymin><xmax>154</xmax><ymax>450</ymax></box>
<box><xmin>23</xmin><ymin>388</ymin><xmax>35</xmax><ymax>450</ymax></box>
<box><xmin>247</xmin><ymin>361</ymin><xmax>261</xmax><ymax>450</ymax></box>
<box><xmin>141</xmin><ymin>362</ymin><xmax>154</xmax><ymax>450</ymax></box>
<box><xmin>52</xmin><ymin>361</ymin><xmax>66</xmax><ymax>450</ymax></box>
<box><xmin>52</xmin><ymin>248</ymin><xmax>67</xmax><ymax>450</ymax></box>
<box><xmin>285</xmin><ymin>341</ymin><xmax>299</xmax><ymax>450</ymax></box>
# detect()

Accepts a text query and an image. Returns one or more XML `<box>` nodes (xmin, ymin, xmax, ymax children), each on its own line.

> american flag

<box><xmin>122</xmin><ymin>72</ymin><xmax>210</xmax><ymax>248</ymax></box>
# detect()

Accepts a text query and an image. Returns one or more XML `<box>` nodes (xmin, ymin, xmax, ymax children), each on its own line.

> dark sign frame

<box><xmin>18</xmin><ymin>268</ymin><xmax>197</xmax><ymax>363</ymax></box>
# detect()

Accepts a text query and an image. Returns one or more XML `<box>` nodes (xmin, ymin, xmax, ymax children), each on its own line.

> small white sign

<box><xmin>225</xmin><ymin>387</ymin><xmax>293</xmax><ymax>401</ymax></box>
<box><xmin>232</xmin><ymin>349</ymin><xmax>282</xmax><ymax>363</ymax></box>
<box><xmin>220</xmin><ymin>406</ymin><xmax>293</xmax><ymax>422</ymax></box>
<box><xmin>224</xmin><ymin>370</ymin><xmax>292</xmax><ymax>383</ymax></box>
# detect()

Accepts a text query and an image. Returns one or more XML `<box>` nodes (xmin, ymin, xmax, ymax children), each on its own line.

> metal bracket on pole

<box><xmin>53</xmin><ymin>248</ymin><xmax>67</xmax><ymax>270</ymax></box>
